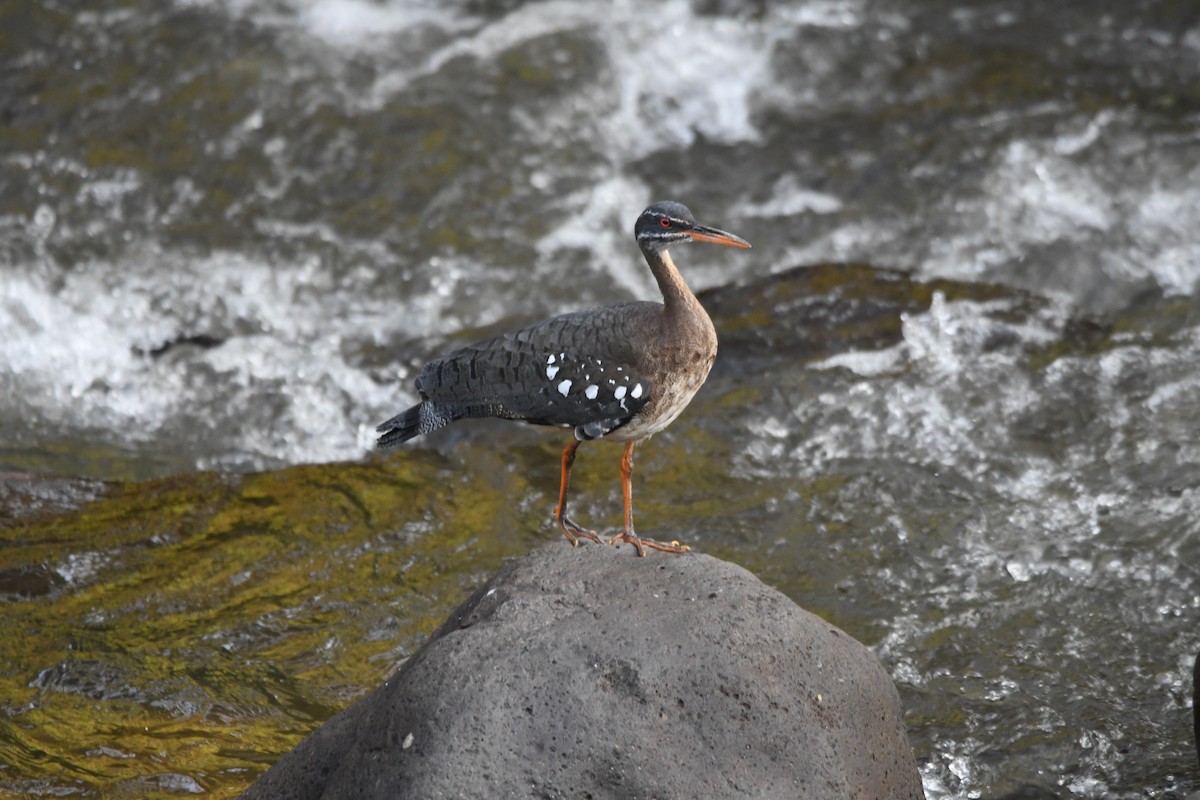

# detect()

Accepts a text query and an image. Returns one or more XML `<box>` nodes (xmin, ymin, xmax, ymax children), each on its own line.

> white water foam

<box><xmin>0</xmin><ymin>246</ymin><xmax>462</xmax><ymax>468</ymax></box>
<box><xmin>204</xmin><ymin>0</ymin><xmax>791</xmax><ymax>154</ymax></box>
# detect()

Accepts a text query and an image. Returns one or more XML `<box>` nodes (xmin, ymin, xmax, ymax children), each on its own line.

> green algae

<box><xmin>0</xmin><ymin>455</ymin><xmax>531</xmax><ymax>797</ymax></box>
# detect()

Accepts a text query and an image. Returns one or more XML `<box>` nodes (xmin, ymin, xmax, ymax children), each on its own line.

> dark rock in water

<box><xmin>241</xmin><ymin>542</ymin><xmax>924</xmax><ymax>800</ymax></box>
<box><xmin>700</xmin><ymin>262</ymin><xmax>1034</xmax><ymax>380</ymax></box>
<box><xmin>0</xmin><ymin>563</ymin><xmax>65</xmax><ymax>600</ymax></box>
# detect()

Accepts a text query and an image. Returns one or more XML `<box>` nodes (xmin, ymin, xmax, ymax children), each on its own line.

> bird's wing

<box><xmin>416</xmin><ymin>302</ymin><xmax>657</xmax><ymax>431</ymax></box>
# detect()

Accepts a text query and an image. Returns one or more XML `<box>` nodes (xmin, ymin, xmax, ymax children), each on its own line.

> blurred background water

<box><xmin>1</xmin><ymin>0</ymin><xmax>1199</xmax><ymax>797</ymax></box>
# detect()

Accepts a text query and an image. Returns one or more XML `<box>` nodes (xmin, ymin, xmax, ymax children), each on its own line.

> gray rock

<box><xmin>242</xmin><ymin>542</ymin><xmax>924</xmax><ymax>799</ymax></box>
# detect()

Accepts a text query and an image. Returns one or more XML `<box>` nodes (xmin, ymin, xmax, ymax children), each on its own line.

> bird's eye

<box><xmin>658</xmin><ymin>217</ymin><xmax>671</xmax><ymax>229</ymax></box>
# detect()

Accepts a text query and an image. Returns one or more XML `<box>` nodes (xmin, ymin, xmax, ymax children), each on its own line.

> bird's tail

<box><xmin>375</xmin><ymin>402</ymin><xmax>458</xmax><ymax>448</ymax></box>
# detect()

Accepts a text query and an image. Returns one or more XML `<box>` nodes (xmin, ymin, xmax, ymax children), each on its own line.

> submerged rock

<box><xmin>241</xmin><ymin>542</ymin><xmax>923</xmax><ymax>799</ymax></box>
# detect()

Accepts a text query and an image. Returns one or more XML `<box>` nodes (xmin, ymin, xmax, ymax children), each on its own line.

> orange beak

<box><xmin>688</xmin><ymin>224</ymin><xmax>752</xmax><ymax>249</ymax></box>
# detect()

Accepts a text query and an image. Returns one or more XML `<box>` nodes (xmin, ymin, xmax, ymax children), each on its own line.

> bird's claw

<box><xmin>608</xmin><ymin>530</ymin><xmax>690</xmax><ymax>557</ymax></box>
<box><xmin>558</xmin><ymin>515</ymin><xmax>602</xmax><ymax>547</ymax></box>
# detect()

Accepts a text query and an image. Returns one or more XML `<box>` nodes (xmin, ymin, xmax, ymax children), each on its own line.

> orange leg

<box><xmin>607</xmin><ymin>441</ymin><xmax>691</xmax><ymax>557</ymax></box>
<box><xmin>553</xmin><ymin>439</ymin><xmax>602</xmax><ymax>546</ymax></box>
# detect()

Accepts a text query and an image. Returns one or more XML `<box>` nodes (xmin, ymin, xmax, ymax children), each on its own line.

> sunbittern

<box><xmin>376</xmin><ymin>201</ymin><xmax>751</xmax><ymax>556</ymax></box>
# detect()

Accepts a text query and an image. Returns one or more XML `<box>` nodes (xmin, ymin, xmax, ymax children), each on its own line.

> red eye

<box><xmin>658</xmin><ymin>216</ymin><xmax>671</xmax><ymax>228</ymax></box>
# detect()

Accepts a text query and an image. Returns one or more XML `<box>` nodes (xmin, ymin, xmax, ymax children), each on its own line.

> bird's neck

<box><xmin>642</xmin><ymin>246</ymin><xmax>716</xmax><ymax>361</ymax></box>
<box><xmin>644</xmin><ymin>247</ymin><xmax>700</xmax><ymax>315</ymax></box>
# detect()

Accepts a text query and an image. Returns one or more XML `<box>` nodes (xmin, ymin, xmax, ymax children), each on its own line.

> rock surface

<box><xmin>241</xmin><ymin>542</ymin><xmax>924</xmax><ymax>799</ymax></box>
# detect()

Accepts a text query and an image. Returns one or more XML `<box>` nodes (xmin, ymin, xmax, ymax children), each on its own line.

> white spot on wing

<box><xmin>631</xmin><ymin>383</ymin><xmax>643</xmax><ymax>399</ymax></box>
<box><xmin>585</xmin><ymin>385</ymin><xmax>598</xmax><ymax>400</ymax></box>
<box><xmin>557</xmin><ymin>379</ymin><xmax>572</xmax><ymax>396</ymax></box>
<box><xmin>548</xmin><ymin>354</ymin><xmax>556</xmax><ymax>364</ymax></box>
<box><xmin>615</xmin><ymin>386</ymin><xmax>627</xmax><ymax>400</ymax></box>
<box><xmin>547</xmin><ymin>365</ymin><xmax>560</xmax><ymax>379</ymax></box>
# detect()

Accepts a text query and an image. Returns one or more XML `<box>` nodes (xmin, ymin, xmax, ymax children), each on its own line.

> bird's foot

<box><xmin>608</xmin><ymin>529</ymin><xmax>691</xmax><ymax>557</ymax></box>
<box><xmin>557</xmin><ymin>515</ymin><xmax>603</xmax><ymax>547</ymax></box>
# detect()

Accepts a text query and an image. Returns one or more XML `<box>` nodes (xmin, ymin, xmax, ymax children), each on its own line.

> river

<box><xmin>1</xmin><ymin>0</ymin><xmax>1198</xmax><ymax>797</ymax></box>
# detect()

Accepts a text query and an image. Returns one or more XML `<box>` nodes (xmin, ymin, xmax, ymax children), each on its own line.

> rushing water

<box><xmin>2</xmin><ymin>0</ymin><xmax>1199</xmax><ymax>797</ymax></box>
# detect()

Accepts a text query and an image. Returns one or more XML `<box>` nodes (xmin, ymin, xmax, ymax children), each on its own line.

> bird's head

<box><xmin>634</xmin><ymin>201</ymin><xmax>751</xmax><ymax>253</ymax></box>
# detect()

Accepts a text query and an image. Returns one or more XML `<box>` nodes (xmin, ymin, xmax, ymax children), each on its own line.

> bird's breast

<box><xmin>606</xmin><ymin>345</ymin><xmax>716</xmax><ymax>442</ymax></box>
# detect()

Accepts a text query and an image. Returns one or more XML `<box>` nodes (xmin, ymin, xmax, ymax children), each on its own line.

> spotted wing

<box><xmin>416</xmin><ymin>302</ymin><xmax>657</xmax><ymax>436</ymax></box>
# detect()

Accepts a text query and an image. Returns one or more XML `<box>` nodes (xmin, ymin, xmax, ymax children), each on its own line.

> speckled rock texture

<box><xmin>241</xmin><ymin>542</ymin><xmax>924</xmax><ymax>800</ymax></box>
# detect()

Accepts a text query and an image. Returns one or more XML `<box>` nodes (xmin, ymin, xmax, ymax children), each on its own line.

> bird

<box><xmin>376</xmin><ymin>201</ymin><xmax>751</xmax><ymax>556</ymax></box>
